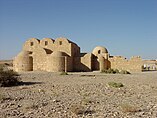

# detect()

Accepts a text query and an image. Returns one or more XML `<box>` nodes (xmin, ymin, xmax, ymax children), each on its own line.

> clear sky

<box><xmin>0</xmin><ymin>0</ymin><xmax>157</xmax><ymax>60</ymax></box>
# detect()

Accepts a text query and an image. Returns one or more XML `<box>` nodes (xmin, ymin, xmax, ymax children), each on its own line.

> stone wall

<box><xmin>66</xmin><ymin>57</ymin><xmax>73</xmax><ymax>72</ymax></box>
<box><xmin>33</xmin><ymin>48</ymin><xmax>48</xmax><ymax>71</ymax></box>
<box><xmin>13</xmin><ymin>51</ymin><xmax>33</xmax><ymax>72</ymax></box>
<box><xmin>73</xmin><ymin>57</ymin><xmax>81</xmax><ymax>71</ymax></box>
<box><xmin>109</xmin><ymin>56</ymin><xmax>143</xmax><ymax>72</ymax></box>
<box><xmin>80</xmin><ymin>53</ymin><xmax>92</xmax><ymax>71</ymax></box>
<box><xmin>47</xmin><ymin>56</ymin><xmax>65</xmax><ymax>72</ymax></box>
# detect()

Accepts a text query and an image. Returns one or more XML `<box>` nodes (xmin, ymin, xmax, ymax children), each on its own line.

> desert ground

<box><xmin>0</xmin><ymin>62</ymin><xmax>157</xmax><ymax>118</ymax></box>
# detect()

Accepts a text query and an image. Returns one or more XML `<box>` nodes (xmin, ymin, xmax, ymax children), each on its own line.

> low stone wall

<box><xmin>109</xmin><ymin>56</ymin><xmax>143</xmax><ymax>72</ymax></box>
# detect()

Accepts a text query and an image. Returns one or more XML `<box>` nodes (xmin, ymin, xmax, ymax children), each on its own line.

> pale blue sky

<box><xmin>0</xmin><ymin>0</ymin><xmax>157</xmax><ymax>60</ymax></box>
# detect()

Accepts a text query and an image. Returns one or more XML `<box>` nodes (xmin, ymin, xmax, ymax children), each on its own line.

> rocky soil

<box><xmin>0</xmin><ymin>71</ymin><xmax>157</xmax><ymax>118</ymax></box>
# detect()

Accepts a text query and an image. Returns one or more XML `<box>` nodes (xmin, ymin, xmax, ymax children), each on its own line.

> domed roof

<box><xmin>17</xmin><ymin>51</ymin><xmax>31</xmax><ymax>57</ymax></box>
<box><xmin>92</xmin><ymin>46</ymin><xmax>108</xmax><ymax>56</ymax></box>
<box><xmin>51</xmin><ymin>51</ymin><xmax>67</xmax><ymax>57</ymax></box>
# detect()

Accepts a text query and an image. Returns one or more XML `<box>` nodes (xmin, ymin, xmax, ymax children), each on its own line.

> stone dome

<box><xmin>17</xmin><ymin>51</ymin><xmax>30</xmax><ymax>57</ymax></box>
<box><xmin>92</xmin><ymin>46</ymin><xmax>108</xmax><ymax>56</ymax></box>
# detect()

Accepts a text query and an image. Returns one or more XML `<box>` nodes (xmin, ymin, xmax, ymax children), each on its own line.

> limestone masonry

<box><xmin>13</xmin><ymin>37</ymin><xmax>157</xmax><ymax>72</ymax></box>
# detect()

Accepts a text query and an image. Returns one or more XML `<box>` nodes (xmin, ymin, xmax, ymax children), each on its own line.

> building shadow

<box><xmin>18</xmin><ymin>81</ymin><xmax>43</xmax><ymax>86</ymax></box>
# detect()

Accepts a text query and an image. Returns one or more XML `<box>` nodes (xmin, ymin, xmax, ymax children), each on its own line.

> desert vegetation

<box><xmin>60</xmin><ymin>72</ymin><xmax>69</xmax><ymax>75</ymax></box>
<box><xmin>101</xmin><ymin>68</ymin><xmax>131</xmax><ymax>74</ymax></box>
<box><xmin>108</xmin><ymin>82</ymin><xmax>124</xmax><ymax>88</ymax></box>
<box><xmin>0</xmin><ymin>67</ymin><xmax>21</xmax><ymax>87</ymax></box>
<box><xmin>70</xmin><ymin>104</ymin><xmax>94</xmax><ymax>115</ymax></box>
<box><xmin>120</xmin><ymin>103</ymin><xmax>140</xmax><ymax>113</ymax></box>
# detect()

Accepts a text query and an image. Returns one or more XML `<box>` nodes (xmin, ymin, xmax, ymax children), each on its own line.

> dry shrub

<box><xmin>60</xmin><ymin>72</ymin><xmax>68</xmax><ymax>75</ymax></box>
<box><xmin>70</xmin><ymin>104</ymin><xmax>86</xmax><ymax>115</ymax></box>
<box><xmin>81</xmin><ymin>98</ymin><xmax>93</xmax><ymax>105</ymax></box>
<box><xmin>23</xmin><ymin>102</ymin><xmax>38</xmax><ymax>110</ymax></box>
<box><xmin>121</xmin><ymin>103</ymin><xmax>140</xmax><ymax>113</ymax></box>
<box><xmin>0</xmin><ymin>93</ymin><xmax>11</xmax><ymax>101</ymax></box>
<box><xmin>102</xmin><ymin>68</ymin><xmax>131</xmax><ymax>74</ymax></box>
<box><xmin>119</xmin><ymin>70</ymin><xmax>131</xmax><ymax>74</ymax></box>
<box><xmin>0</xmin><ymin>68</ymin><xmax>21</xmax><ymax>87</ymax></box>
<box><xmin>101</xmin><ymin>68</ymin><xmax>119</xmax><ymax>74</ymax></box>
<box><xmin>0</xmin><ymin>93</ymin><xmax>5</xmax><ymax>101</ymax></box>
<box><xmin>70</xmin><ymin>104</ymin><xmax>94</xmax><ymax>115</ymax></box>
<box><xmin>108</xmin><ymin>82</ymin><xmax>124</xmax><ymax>88</ymax></box>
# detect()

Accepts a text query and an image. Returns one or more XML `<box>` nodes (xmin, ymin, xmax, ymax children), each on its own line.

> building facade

<box><xmin>13</xmin><ymin>37</ymin><xmax>145</xmax><ymax>72</ymax></box>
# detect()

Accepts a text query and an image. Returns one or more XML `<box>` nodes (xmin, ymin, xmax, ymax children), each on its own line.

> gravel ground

<box><xmin>0</xmin><ymin>71</ymin><xmax>157</xmax><ymax>118</ymax></box>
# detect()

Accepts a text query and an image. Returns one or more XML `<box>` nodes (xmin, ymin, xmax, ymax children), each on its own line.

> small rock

<box><xmin>53</xmin><ymin>99</ymin><xmax>60</xmax><ymax>102</ymax></box>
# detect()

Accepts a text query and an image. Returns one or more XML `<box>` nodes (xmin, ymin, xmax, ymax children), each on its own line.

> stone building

<box><xmin>13</xmin><ymin>37</ymin><xmax>144</xmax><ymax>72</ymax></box>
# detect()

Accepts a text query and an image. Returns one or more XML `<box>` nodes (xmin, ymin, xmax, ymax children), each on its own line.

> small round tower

<box><xmin>92</xmin><ymin>46</ymin><xmax>109</xmax><ymax>71</ymax></box>
<box><xmin>47</xmin><ymin>51</ymin><xmax>67</xmax><ymax>72</ymax></box>
<box><xmin>13</xmin><ymin>51</ymin><xmax>33</xmax><ymax>72</ymax></box>
<box><xmin>92</xmin><ymin>46</ymin><xmax>109</xmax><ymax>59</ymax></box>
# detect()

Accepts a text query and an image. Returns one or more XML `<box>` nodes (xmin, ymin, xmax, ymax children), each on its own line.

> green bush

<box><xmin>60</xmin><ymin>72</ymin><xmax>68</xmax><ymax>75</ymax></box>
<box><xmin>0</xmin><ymin>68</ymin><xmax>21</xmax><ymax>87</ymax></box>
<box><xmin>101</xmin><ymin>68</ymin><xmax>119</xmax><ymax>74</ymax></box>
<box><xmin>114</xmin><ymin>69</ymin><xmax>120</xmax><ymax>73</ymax></box>
<box><xmin>101</xmin><ymin>68</ymin><xmax>130</xmax><ymax>74</ymax></box>
<box><xmin>108</xmin><ymin>82</ymin><xmax>124</xmax><ymax>88</ymax></box>
<box><xmin>119</xmin><ymin>70</ymin><xmax>131</xmax><ymax>74</ymax></box>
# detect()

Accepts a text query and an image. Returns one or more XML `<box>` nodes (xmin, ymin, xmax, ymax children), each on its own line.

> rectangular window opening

<box><xmin>59</xmin><ymin>41</ymin><xmax>62</xmax><ymax>45</ymax></box>
<box><xmin>45</xmin><ymin>41</ymin><xmax>48</xmax><ymax>46</ymax></box>
<box><xmin>30</xmin><ymin>42</ymin><xmax>34</xmax><ymax>46</ymax></box>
